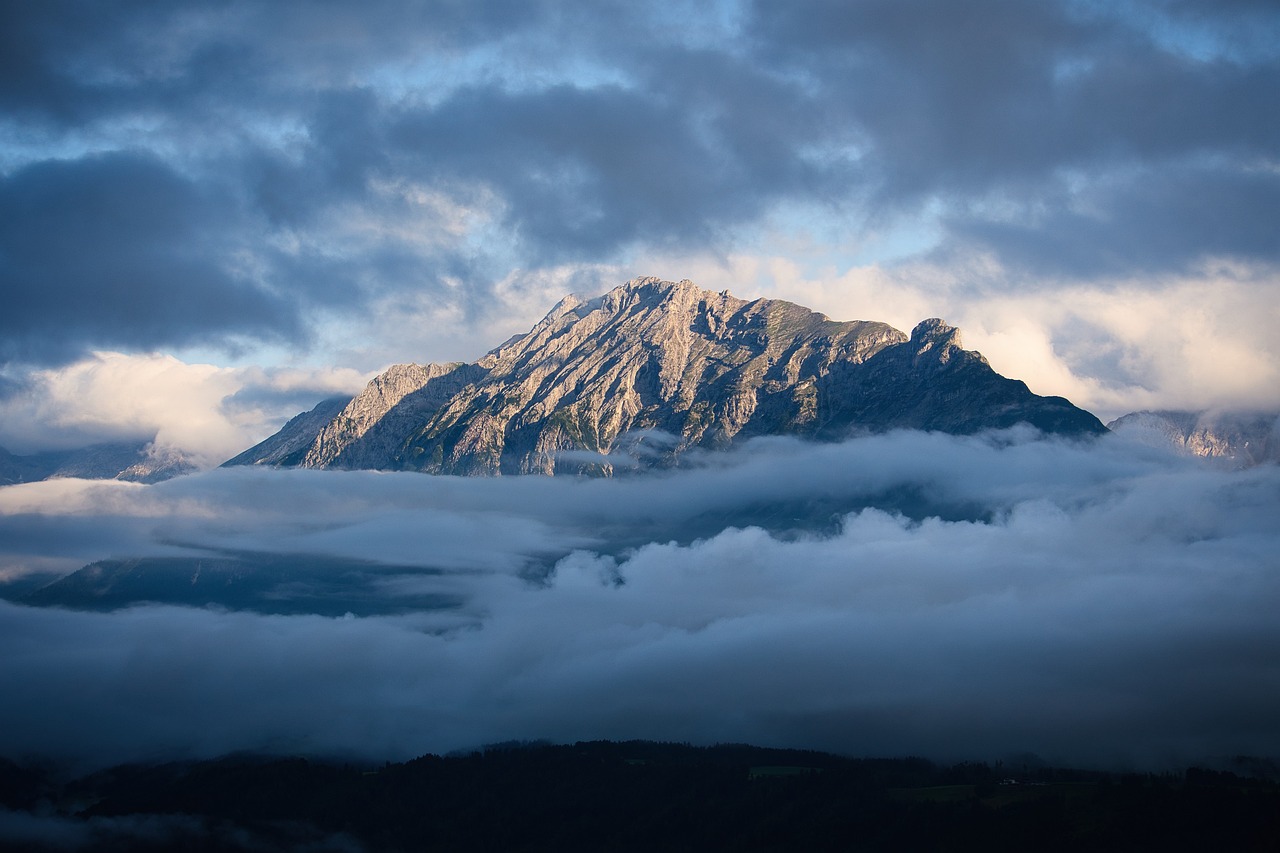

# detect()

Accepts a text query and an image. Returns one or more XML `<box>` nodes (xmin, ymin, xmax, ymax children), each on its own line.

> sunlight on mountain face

<box><xmin>224</xmin><ymin>278</ymin><xmax>1105</xmax><ymax>478</ymax></box>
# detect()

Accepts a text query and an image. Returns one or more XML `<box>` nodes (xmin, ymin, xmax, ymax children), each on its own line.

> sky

<box><xmin>1</xmin><ymin>0</ymin><xmax>1279</xmax><ymax>780</ymax></box>
<box><xmin>1</xmin><ymin>0</ymin><xmax>1278</xmax><ymax>460</ymax></box>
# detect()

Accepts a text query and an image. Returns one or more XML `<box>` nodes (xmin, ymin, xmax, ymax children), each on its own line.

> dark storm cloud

<box><xmin>0</xmin><ymin>151</ymin><xmax>296</xmax><ymax>364</ymax></box>
<box><xmin>752</xmin><ymin>0</ymin><xmax>1280</xmax><ymax>191</ymax></box>
<box><xmin>2</xmin><ymin>431</ymin><xmax>1279</xmax><ymax>771</ymax></box>
<box><xmin>0</xmin><ymin>0</ymin><xmax>551</xmax><ymax>364</ymax></box>
<box><xmin>752</xmin><ymin>0</ymin><xmax>1099</xmax><ymax>194</ymax></box>
<box><xmin>3</xmin><ymin>0</ymin><xmax>1277</xmax><ymax>362</ymax></box>
<box><xmin>751</xmin><ymin>0</ymin><xmax>1280</xmax><ymax>275</ymax></box>
<box><xmin>247</xmin><ymin>88</ymin><xmax>389</xmax><ymax>228</ymax></box>
<box><xmin>0</xmin><ymin>0</ymin><xmax>541</xmax><ymax>125</ymax></box>
<box><xmin>950</xmin><ymin>164</ymin><xmax>1280</xmax><ymax>276</ymax></box>
<box><xmin>388</xmin><ymin>74</ymin><xmax>830</xmax><ymax>259</ymax></box>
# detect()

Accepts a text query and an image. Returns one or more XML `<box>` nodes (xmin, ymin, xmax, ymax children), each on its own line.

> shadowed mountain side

<box><xmin>224</xmin><ymin>277</ymin><xmax>1106</xmax><ymax>475</ymax></box>
<box><xmin>16</xmin><ymin>553</ymin><xmax>464</xmax><ymax>617</ymax></box>
<box><xmin>811</xmin><ymin>319</ymin><xmax>1109</xmax><ymax>437</ymax></box>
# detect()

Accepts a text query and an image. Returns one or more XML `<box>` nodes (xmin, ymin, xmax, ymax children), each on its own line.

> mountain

<box><xmin>0</xmin><ymin>440</ymin><xmax>197</xmax><ymax>486</ymax></box>
<box><xmin>18</xmin><ymin>553</ymin><xmax>462</xmax><ymax>617</ymax></box>
<box><xmin>1107</xmin><ymin>409</ymin><xmax>1280</xmax><ymax>467</ymax></box>
<box><xmin>114</xmin><ymin>443</ymin><xmax>200</xmax><ymax>484</ymax></box>
<box><xmin>225</xmin><ymin>277</ymin><xmax>1106</xmax><ymax>475</ymax></box>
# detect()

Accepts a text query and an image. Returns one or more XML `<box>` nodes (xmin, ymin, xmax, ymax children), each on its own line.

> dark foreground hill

<box><xmin>2</xmin><ymin>741</ymin><xmax>1277</xmax><ymax>851</ymax></box>
<box><xmin>226</xmin><ymin>277</ymin><xmax>1105</xmax><ymax>475</ymax></box>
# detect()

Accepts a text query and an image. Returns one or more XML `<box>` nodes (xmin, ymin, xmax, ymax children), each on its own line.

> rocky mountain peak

<box><xmin>906</xmin><ymin>318</ymin><xmax>972</xmax><ymax>368</ymax></box>
<box><xmin>911</xmin><ymin>318</ymin><xmax>960</xmax><ymax>345</ymax></box>
<box><xmin>225</xmin><ymin>277</ymin><xmax>1107</xmax><ymax>476</ymax></box>
<box><xmin>614</xmin><ymin>274</ymin><xmax>702</xmax><ymax>299</ymax></box>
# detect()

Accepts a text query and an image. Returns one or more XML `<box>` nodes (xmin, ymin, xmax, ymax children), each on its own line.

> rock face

<box><xmin>303</xmin><ymin>362</ymin><xmax>487</xmax><ymax>470</ymax></box>
<box><xmin>225</xmin><ymin>277</ymin><xmax>1106</xmax><ymax>475</ymax></box>
<box><xmin>1107</xmin><ymin>409</ymin><xmax>1280</xmax><ymax>467</ymax></box>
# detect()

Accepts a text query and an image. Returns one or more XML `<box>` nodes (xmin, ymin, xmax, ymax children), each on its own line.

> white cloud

<box><xmin>952</xmin><ymin>268</ymin><xmax>1280</xmax><ymax>421</ymax></box>
<box><xmin>0</xmin><ymin>353</ymin><xmax>369</xmax><ymax>466</ymax></box>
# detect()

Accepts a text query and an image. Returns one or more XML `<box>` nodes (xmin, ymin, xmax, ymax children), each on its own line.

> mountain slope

<box><xmin>225</xmin><ymin>277</ymin><xmax>1106</xmax><ymax>475</ymax></box>
<box><xmin>0</xmin><ymin>441</ymin><xmax>197</xmax><ymax>485</ymax></box>
<box><xmin>305</xmin><ymin>362</ymin><xmax>487</xmax><ymax>470</ymax></box>
<box><xmin>815</xmin><ymin>318</ymin><xmax>1106</xmax><ymax>436</ymax></box>
<box><xmin>398</xmin><ymin>278</ymin><xmax>910</xmax><ymax>475</ymax></box>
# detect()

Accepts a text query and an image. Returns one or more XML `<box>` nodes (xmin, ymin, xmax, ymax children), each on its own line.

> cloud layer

<box><xmin>2</xmin><ymin>430</ymin><xmax>1278</xmax><ymax>771</ymax></box>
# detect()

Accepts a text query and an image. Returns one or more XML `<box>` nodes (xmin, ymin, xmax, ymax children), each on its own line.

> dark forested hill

<box><xmin>2</xmin><ymin>741</ymin><xmax>1276</xmax><ymax>851</ymax></box>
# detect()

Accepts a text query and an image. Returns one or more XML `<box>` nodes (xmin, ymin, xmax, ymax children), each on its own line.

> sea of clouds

<box><xmin>1</xmin><ymin>428</ymin><xmax>1277</xmax><ymax>772</ymax></box>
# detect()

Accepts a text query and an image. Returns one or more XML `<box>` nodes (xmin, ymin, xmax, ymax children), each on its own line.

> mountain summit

<box><xmin>226</xmin><ymin>277</ymin><xmax>1105</xmax><ymax>475</ymax></box>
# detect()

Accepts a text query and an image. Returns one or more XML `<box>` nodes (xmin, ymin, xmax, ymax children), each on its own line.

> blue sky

<box><xmin>1</xmin><ymin>0</ymin><xmax>1278</xmax><ymax>460</ymax></box>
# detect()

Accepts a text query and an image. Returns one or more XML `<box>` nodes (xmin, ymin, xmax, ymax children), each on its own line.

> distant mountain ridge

<box><xmin>226</xmin><ymin>277</ymin><xmax>1106</xmax><ymax>475</ymax></box>
<box><xmin>1107</xmin><ymin>409</ymin><xmax>1280</xmax><ymax>467</ymax></box>
<box><xmin>0</xmin><ymin>440</ymin><xmax>196</xmax><ymax>485</ymax></box>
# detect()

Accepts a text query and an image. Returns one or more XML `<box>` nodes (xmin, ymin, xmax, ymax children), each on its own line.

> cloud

<box><xmin>752</xmin><ymin>0</ymin><xmax>1280</xmax><ymax>193</ymax></box>
<box><xmin>0</xmin><ymin>152</ymin><xmax>296</xmax><ymax>364</ymax></box>
<box><xmin>0</xmin><ymin>0</ymin><xmax>542</xmax><ymax>126</ymax></box>
<box><xmin>0</xmin><ymin>353</ymin><xmax>369</xmax><ymax>463</ymax></box>
<box><xmin>2</xmin><ymin>0</ymin><xmax>1276</xmax><ymax>422</ymax></box>
<box><xmin>949</xmin><ymin>165</ymin><xmax>1280</xmax><ymax>277</ymax></box>
<box><xmin>382</xmin><ymin>71</ymin><xmax>835</xmax><ymax>262</ymax></box>
<box><xmin>1</xmin><ymin>430</ymin><xmax>1278</xmax><ymax>771</ymax></box>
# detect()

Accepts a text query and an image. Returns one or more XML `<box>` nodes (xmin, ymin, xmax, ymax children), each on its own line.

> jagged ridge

<box><xmin>225</xmin><ymin>277</ymin><xmax>1106</xmax><ymax>475</ymax></box>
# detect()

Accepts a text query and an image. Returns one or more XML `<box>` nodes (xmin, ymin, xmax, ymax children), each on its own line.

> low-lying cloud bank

<box><xmin>1</xmin><ymin>429</ymin><xmax>1277</xmax><ymax>772</ymax></box>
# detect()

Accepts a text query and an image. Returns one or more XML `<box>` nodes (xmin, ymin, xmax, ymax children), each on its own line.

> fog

<box><xmin>1</xmin><ymin>429</ymin><xmax>1277</xmax><ymax>772</ymax></box>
